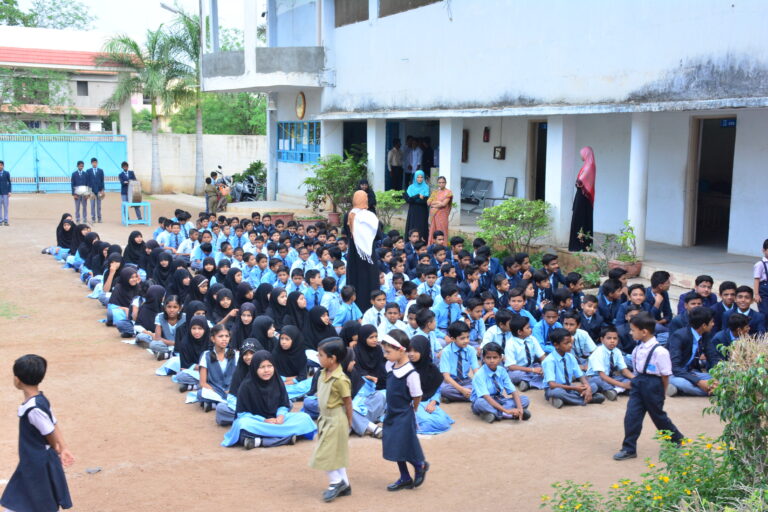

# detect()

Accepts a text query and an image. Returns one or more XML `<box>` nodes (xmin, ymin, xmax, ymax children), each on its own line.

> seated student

<box><xmin>711</xmin><ymin>281</ymin><xmax>737</xmax><ymax>333</ymax></box>
<box><xmin>491</xmin><ymin>274</ymin><xmax>511</xmax><ymax>310</ymax></box>
<box><xmin>384</xmin><ymin>271</ymin><xmax>406</xmax><ymax>303</ymax></box>
<box><xmin>678</xmin><ymin>275</ymin><xmax>717</xmax><ymax>314</ymax></box>
<box><xmin>532</xmin><ymin>271</ymin><xmax>553</xmax><ymax>311</ymax></box>
<box><xmin>378</xmin><ymin>302</ymin><xmax>408</xmax><ymax>337</ymax></box>
<box><xmin>504</xmin><ymin>315</ymin><xmax>547</xmax><ymax>391</ymax></box>
<box><xmin>586</xmin><ymin>326</ymin><xmax>634</xmax><ymax>400</ymax></box>
<box><xmin>222</xmin><ymin>350</ymin><xmax>317</xmax><ymax>449</ymax></box>
<box><xmin>349</xmin><ymin>325</ymin><xmax>387</xmax><ymax>438</ymax></box>
<box><xmin>290</xmin><ymin>246</ymin><xmax>315</xmax><ymax>276</ymax></box>
<box><xmin>432</xmin><ymin>285</ymin><xmax>463</xmax><ymax>338</ymax></box>
<box><xmin>533</xmin><ymin>305</ymin><xmax>563</xmax><ymax>354</ymax></box>
<box><xmin>711</xmin><ymin>312</ymin><xmax>750</xmax><ymax>360</ymax></box>
<box><xmin>439</xmin><ymin>321</ymin><xmax>479</xmax><ymax>402</ymax></box>
<box><xmin>515</xmin><ymin>252</ymin><xmax>534</xmax><ymax>282</ymax></box>
<box><xmin>402</xmin><ymin>304</ymin><xmax>421</xmax><ymax>338</ymax></box>
<box><xmin>273</xmin><ymin>325</ymin><xmax>310</xmax><ymax>400</ymax></box>
<box><xmin>500</xmin><ymin>256</ymin><xmax>522</xmax><ymax>290</ymax></box>
<box><xmin>333</xmin><ymin>285</ymin><xmax>363</xmax><ymax>328</ymax></box>
<box><xmin>474</xmin><ymin>257</ymin><xmax>493</xmax><ymax>293</ymax></box>
<box><xmin>542</xmin><ymin>328</ymin><xmax>604</xmax><ymax>408</ymax></box>
<box><xmin>457</xmin><ymin>264</ymin><xmax>482</xmax><ymax>303</ymax></box>
<box><xmin>644</xmin><ymin>271</ymin><xmax>674</xmax><ymax>325</ymax></box>
<box><xmin>416</xmin><ymin>266</ymin><xmax>441</xmax><ymax>302</ymax></box>
<box><xmin>481</xmin><ymin>291</ymin><xmax>498</xmax><ymax>329</ymax></box>
<box><xmin>286</xmin><ymin>268</ymin><xmax>306</xmax><ymax>294</ymax></box>
<box><xmin>361</xmin><ymin>290</ymin><xmax>387</xmax><ymax>327</ymax></box>
<box><xmin>463</xmin><ymin>297</ymin><xmax>486</xmax><ymax>350</ymax></box>
<box><xmin>565</xmin><ymin>272</ymin><xmax>585</xmax><ymax>311</ymax></box>
<box><xmin>541</xmin><ymin>253</ymin><xmax>565</xmax><ymax>290</ymax></box>
<box><xmin>303</xmin><ymin>270</ymin><xmax>324</xmax><ymax>310</ymax></box>
<box><xmin>406</xmin><ymin>335</ymin><xmax>454</xmax><ymax>434</ymax></box>
<box><xmin>598</xmin><ymin>278</ymin><xmax>623</xmax><ymax>326</ymax></box>
<box><xmin>507</xmin><ymin>287</ymin><xmax>537</xmax><ymax>324</ymax></box>
<box><xmin>396</xmin><ymin>279</ymin><xmax>416</xmax><ymax>317</ymax></box>
<box><xmin>561</xmin><ymin>311</ymin><xmax>597</xmax><ymax>370</ymax></box>
<box><xmin>319</xmin><ymin>277</ymin><xmax>340</xmax><ymax>322</ymax></box>
<box><xmin>471</xmin><ymin>342</ymin><xmax>531</xmax><ymax>423</ymax></box>
<box><xmin>415</xmin><ymin>308</ymin><xmax>442</xmax><ymax>358</ymax></box>
<box><xmin>191</xmin><ymin>242</ymin><xmax>216</xmax><ymax>271</ymax></box>
<box><xmin>177</xmin><ymin>229</ymin><xmax>200</xmax><ymax>263</ymax></box>
<box><xmin>133</xmin><ymin>285</ymin><xmax>168</xmax><ymax>346</ymax></box>
<box><xmin>332</xmin><ymin>260</ymin><xmax>347</xmax><ymax>290</ymax></box>
<box><xmin>215</xmin><ymin>340</ymin><xmax>258</xmax><ymax>426</ymax></box>
<box><xmin>144</xmin><ymin>294</ymin><xmax>185</xmax><ymax>360</ymax></box>
<box><xmin>668</xmin><ymin>307</ymin><xmax>721</xmax><ymax>397</ymax></box>
<box><xmin>481</xmin><ymin>308</ymin><xmax>514</xmax><ymax>352</ymax></box>
<box><xmin>210</xmin><ymin>258</ymin><xmax>231</xmax><ymax>287</ymax></box>
<box><xmin>175</xmin><ymin>315</ymin><xmax>211</xmax><ymax>392</ymax></box>
<box><xmin>722</xmin><ymin>286</ymin><xmax>766</xmax><ymax>335</ymax></box>
<box><xmin>198</xmin><ymin>325</ymin><xmax>239</xmax><ymax>412</ymax></box>
<box><xmin>579</xmin><ymin>294</ymin><xmax>604</xmax><ymax>341</ymax></box>
<box><xmin>553</xmin><ymin>288</ymin><xmax>573</xmax><ymax>321</ymax></box>
<box><xmin>616</xmin><ymin>284</ymin><xmax>658</xmax><ymax>328</ymax></box>
<box><xmin>668</xmin><ymin>293</ymin><xmax>703</xmax><ymax>332</ymax></box>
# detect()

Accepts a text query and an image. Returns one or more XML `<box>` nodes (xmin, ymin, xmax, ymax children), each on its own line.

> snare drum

<box><xmin>74</xmin><ymin>185</ymin><xmax>90</xmax><ymax>196</ymax></box>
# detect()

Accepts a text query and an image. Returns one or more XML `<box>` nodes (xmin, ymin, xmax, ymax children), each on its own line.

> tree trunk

<box><xmin>150</xmin><ymin>114</ymin><xmax>162</xmax><ymax>194</ymax></box>
<box><xmin>193</xmin><ymin>103</ymin><xmax>204</xmax><ymax>195</ymax></box>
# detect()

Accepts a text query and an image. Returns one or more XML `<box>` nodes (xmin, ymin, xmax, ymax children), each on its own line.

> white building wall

<box><xmin>275</xmin><ymin>88</ymin><xmax>322</xmax><ymax>202</ymax></box>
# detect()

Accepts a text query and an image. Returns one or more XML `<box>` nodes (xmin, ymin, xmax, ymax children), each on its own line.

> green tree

<box><xmin>99</xmin><ymin>28</ymin><xmax>188</xmax><ymax>193</ymax></box>
<box><xmin>28</xmin><ymin>0</ymin><xmax>95</xmax><ymax>29</ymax></box>
<box><xmin>169</xmin><ymin>92</ymin><xmax>266</xmax><ymax>135</ymax></box>
<box><xmin>0</xmin><ymin>0</ymin><xmax>34</xmax><ymax>26</ymax></box>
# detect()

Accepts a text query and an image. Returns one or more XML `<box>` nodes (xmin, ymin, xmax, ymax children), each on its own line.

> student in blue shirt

<box><xmin>533</xmin><ymin>305</ymin><xmax>563</xmax><ymax>353</ymax></box>
<box><xmin>290</xmin><ymin>246</ymin><xmax>315</xmax><ymax>277</ymax></box>
<box><xmin>416</xmin><ymin>266</ymin><xmax>441</xmax><ymax>303</ymax></box>
<box><xmin>463</xmin><ymin>297</ymin><xmax>486</xmax><ymax>350</ymax></box>
<box><xmin>481</xmin><ymin>292</ymin><xmax>498</xmax><ymax>329</ymax></box>
<box><xmin>586</xmin><ymin>326</ymin><xmax>634</xmax><ymax>401</ymax></box>
<box><xmin>508</xmin><ymin>288</ymin><xmax>537</xmax><ymax>325</ymax></box>
<box><xmin>541</xmin><ymin>253</ymin><xmax>566</xmax><ymax>291</ymax></box>
<box><xmin>285</xmin><ymin>268</ymin><xmax>306</xmax><ymax>294</ymax></box>
<box><xmin>542</xmin><ymin>328</ymin><xmax>604</xmax><ymax>408</ymax></box>
<box><xmin>667</xmin><ymin>293</ymin><xmax>702</xmax><ymax>332</ymax></box>
<box><xmin>303</xmin><ymin>270</ymin><xmax>325</xmax><ymax>310</ymax></box>
<box><xmin>504</xmin><ymin>315</ymin><xmax>547</xmax><ymax>391</ymax></box>
<box><xmin>378</xmin><ymin>302</ymin><xmax>408</xmax><ymax>336</ymax></box>
<box><xmin>721</xmin><ymin>286</ymin><xmax>766</xmax><ymax>335</ymax></box>
<box><xmin>471</xmin><ymin>342</ymin><xmax>530</xmax><ymax>423</ymax></box>
<box><xmin>315</xmin><ymin>246</ymin><xmax>334</xmax><ymax>280</ymax></box>
<box><xmin>332</xmin><ymin>285</ymin><xmax>363</xmax><ymax>327</ymax></box>
<box><xmin>710</xmin><ymin>281</ymin><xmax>737</xmax><ymax>333</ymax></box>
<box><xmin>565</xmin><ymin>272</ymin><xmax>585</xmax><ymax>311</ymax></box>
<box><xmin>431</xmin><ymin>285</ymin><xmax>463</xmax><ymax>338</ymax></box>
<box><xmin>438</xmin><ymin>321</ymin><xmax>479</xmax><ymax>402</ymax></box>
<box><xmin>616</xmin><ymin>284</ymin><xmax>658</xmax><ymax>328</ymax></box>
<box><xmin>597</xmin><ymin>278</ymin><xmax>623</xmax><ymax>326</ymax></box>
<box><xmin>407</xmin><ymin>335</ymin><xmax>454</xmax><ymax>435</ymax></box>
<box><xmin>579</xmin><ymin>294</ymin><xmax>604</xmax><ymax>341</ymax></box>
<box><xmin>415</xmin><ymin>309</ymin><xmax>442</xmax><ymax>359</ymax></box>
<box><xmin>332</xmin><ymin>260</ymin><xmax>346</xmax><ymax>289</ymax></box>
<box><xmin>645</xmin><ymin>270</ymin><xmax>673</xmax><ymax>325</ymax></box>
<box><xmin>361</xmin><ymin>290</ymin><xmax>387</xmax><ymax>327</ymax></box>
<box><xmin>319</xmin><ymin>277</ymin><xmax>340</xmax><ymax>322</ymax></box>
<box><xmin>532</xmin><ymin>271</ymin><xmax>553</xmax><ymax>310</ymax></box>
<box><xmin>711</xmin><ymin>313</ymin><xmax>749</xmax><ymax>359</ymax></box>
<box><xmin>260</xmin><ymin>258</ymin><xmax>281</xmax><ymax>286</ymax></box>
<box><xmin>481</xmin><ymin>308</ymin><xmax>514</xmax><ymax>352</ymax></box>
<box><xmin>562</xmin><ymin>311</ymin><xmax>597</xmax><ymax>369</ymax></box>
<box><xmin>152</xmin><ymin>216</ymin><xmax>168</xmax><ymax>240</ymax></box>
<box><xmin>667</xmin><ymin>307</ymin><xmax>720</xmax><ymax>397</ymax></box>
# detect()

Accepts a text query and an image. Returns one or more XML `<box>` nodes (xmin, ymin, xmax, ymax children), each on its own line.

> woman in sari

<box><xmin>427</xmin><ymin>176</ymin><xmax>453</xmax><ymax>244</ymax></box>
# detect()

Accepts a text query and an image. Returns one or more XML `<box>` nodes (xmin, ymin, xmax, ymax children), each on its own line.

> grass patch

<box><xmin>0</xmin><ymin>301</ymin><xmax>19</xmax><ymax>318</ymax></box>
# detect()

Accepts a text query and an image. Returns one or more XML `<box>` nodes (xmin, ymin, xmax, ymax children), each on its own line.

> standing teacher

<box><xmin>568</xmin><ymin>146</ymin><xmax>596</xmax><ymax>252</ymax></box>
<box><xmin>344</xmin><ymin>190</ymin><xmax>380</xmax><ymax>312</ymax></box>
<box><xmin>404</xmin><ymin>170</ymin><xmax>430</xmax><ymax>242</ymax></box>
<box><xmin>427</xmin><ymin>176</ymin><xmax>452</xmax><ymax>245</ymax></box>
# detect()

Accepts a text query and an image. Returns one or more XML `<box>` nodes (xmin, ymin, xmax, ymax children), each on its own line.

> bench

<box><xmin>460</xmin><ymin>178</ymin><xmax>492</xmax><ymax>212</ymax></box>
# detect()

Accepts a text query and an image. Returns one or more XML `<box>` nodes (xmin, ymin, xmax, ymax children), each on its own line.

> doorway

<box><xmin>693</xmin><ymin>118</ymin><xmax>736</xmax><ymax>246</ymax></box>
<box><xmin>527</xmin><ymin>121</ymin><xmax>547</xmax><ymax>200</ymax></box>
<box><xmin>342</xmin><ymin>121</ymin><xmax>367</xmax><ymax>156</ymax></box>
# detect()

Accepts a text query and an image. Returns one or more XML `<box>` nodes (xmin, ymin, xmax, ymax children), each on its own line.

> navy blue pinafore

<box><xmin>382</xmin><ymin>367</ymin><xmax>424</xmax><ymax>463</ymax></box>
<box><xmin>0</xmin><ymin>394</ymin><xmax>72</xmax><ymax>512</ymax></box>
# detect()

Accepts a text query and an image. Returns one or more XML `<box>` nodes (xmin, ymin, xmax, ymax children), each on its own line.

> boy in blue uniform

<box><xmin>504</xmin><ymin>315</ymin><xmax>547</xmax><ymax>391</ymax></box>
<box><xmin>711</xmin><ymin>313</ymin><xmax>750</xmax><ymax>359</ymax></box>
<box><xmin>533</xmin><ymin>305</ymin><xmax>563</xmax><ymax>353</ymax></box>
<box><xmin>597</xmin><ymin>279</ymin><xmax>623</xmax><ymax>326</ymax></box>
<box><xmin>542</xmin><ymin>328</ymin><xmax>604</xmax><ymax>408</ymax></box>
<box><xmin>1</xmin><ymin>355</ymin><xmax>74</xmax><ymax>512</ymax></box>
<box><xmin>540</xmin><ymin>253</ymin><xmax>565</xmax><ymax>291</ymax></box>
<box><xmin>471</xmin><ymin>342</ymin><xmax>530</xmax><ymax>423</ymax></box>
<box><xmin>579</xmin><ymin>294</ymin><xmax>604</xmax><ymax>340</ymax></box>
<box><xmin>586</xmin><ymin>326</ymin><xmax>634</xmax><ymax>401</ymax></box>
<box><xmin>70</xmin><ymin>160</ymin><xmax>89</xmax><ymax>223</ymax></box>
<box><xmin>722</xmin><ymin>286</ymin><xmax>766</xmax><ymax>335</ymax></box>
<box><xmin>614</xmin><ymin>313</ymin><xmax>684</xmax><ymax>460</ymax></box>
<box><xmin>432</xmin><ymin>284</ymin><xmax>463</xmax><ymax>338</ymax></box>
<box><xmin>645</xmin><ymin>270</ymin><xmax>673</xmax><ymax>325</ymax></box>
<box><xmin>710</xmin><ymin>281</ymin><xmax>736</xmax><ymax>333</ymax></box>
<box><xmin>87</xmin><ymin>157</ymin><xmax>105</xmax><ymax>223</ymax></box>
<box><xmin>678</xmin><ymin>275</ymin><xmax>717</xmax><ymax>314</ymax></box>
<box><xmin>667</xmin><ymin>307</ymin><xmax>720</xmax><ymax>397</ymax></box>
<box><xmin>439</xmin><ymin>321</ymin><xmax>479</xmax><ymax>402</ymax></box>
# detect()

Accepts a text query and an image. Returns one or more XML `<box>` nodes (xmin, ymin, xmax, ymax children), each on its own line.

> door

<box><xmin>385</xmin><ymin>120</ymin><xmax>401</xmax><ymax>190</ymax></box>
<box><xmin>527</xmin><ymin>121</ymin><xmax>547</xmax><ymax>200</ymax></box>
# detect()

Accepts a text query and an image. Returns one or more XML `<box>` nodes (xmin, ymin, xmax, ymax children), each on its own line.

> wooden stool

<box><xmin>122</xmin><ymin>202</ymin><xmax>151</xmax><ymax>226</ymax></box>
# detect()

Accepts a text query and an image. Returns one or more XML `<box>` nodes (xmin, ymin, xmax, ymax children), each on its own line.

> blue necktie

<box><xmin>491</xmin><ymin>373</ymin><xmax>500</xmax><ymax>396</ymax></box>
<box><xmin>562</xmin><ymin>358</ymin><xmax>570</xmax><ymax>383</ymax></box>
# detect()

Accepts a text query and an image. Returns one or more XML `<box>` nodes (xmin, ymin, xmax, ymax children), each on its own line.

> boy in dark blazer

<box><xmin>87</xmin><ymin>157</ymin><xmax>105</xmax><ymax>223</ymax></box>
<box><xmin>667</xmin><ymin>307</ymin><xmax>721</xmax><ymax>397</ymax></box>
<box><xmin>0</xmin><ymin>160</ymin><xmax>11</xmax><ymax>225</ymax></box>
<box><xmin>118</xmin><ymin>161</ymin><xmax>142</xmax><ymax>220</ymax></box>
<box><xmin>70</xmin><ymin>160</ymin><xmax>89</xmax><ymax>223</ymax></box>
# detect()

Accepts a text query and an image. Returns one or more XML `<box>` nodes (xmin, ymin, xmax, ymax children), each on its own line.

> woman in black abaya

<box><xmin>343</xmin><ymin>190</ymin><xmax>381</xmax><ymax>312</ymax></box>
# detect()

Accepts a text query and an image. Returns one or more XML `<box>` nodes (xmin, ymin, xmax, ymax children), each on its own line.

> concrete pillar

<box><xmin>118</xmin><ymin>98</ymin><xmax>133</xmax><ymax>165</ymax></box>
<box><xmin>267</xmin><ymin>0</ymin><xmax>277</xmax><ymax>47</ymax></box>
<box><xmin>320</xmin><ymin>120</ymin><xmax>343</xmax><ymax>157</ymax></box>
<box><xmin>368</xmin><ymin>0</ymin><xmax>379</xmax><ymax>20</ymax></box>
<box><xmin>544</xmin><ymin>115</ymin><xmax>577</xmax><ymax>245</ymax></box>
<box><xmin>367</xmin><ymin>119</ymin><xmax>386</xmax><ymax>192</ymax></box>
<box><xmin>266</xmin><ymin>92</ymin><xmax>278</xmax><ymax>200</ymax></box>
<box><xmin>243</xmin><ymin>0</ymin><xmax>257</xmax><ymax>74</ymax></box>
<box><xmin>627</xmin><ymin>112</ymin><xmax>651</xmax><ymax>259</ymax></box>
<box><xmin>439</xmin><ymin>118</ymin><xmax>463</xmax><ymax>228</ymax></box>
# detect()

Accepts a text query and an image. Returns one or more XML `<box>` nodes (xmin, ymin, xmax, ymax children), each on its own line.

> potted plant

<box><xmin>606</xmin><ymin>220</ymin><xmax>642</xmax><ymax>277</ymax></box>
<box><xmin>296</xmin><ymin>215</ymin><xmax>325</xmax><ymax>229</ymax></box>
<box><xmin>266</xmin><ymin>211</ymin><xmax>295</xmax><ymax>224</ymax></box>
<box><xmin>303</xmin><ymin>145</ymin><xmax>368</xmax><ymax>220</ymax></box>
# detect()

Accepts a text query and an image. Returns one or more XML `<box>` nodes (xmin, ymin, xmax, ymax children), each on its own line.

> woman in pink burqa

<box><xmin>568</xmin><ymin>146</ymin><xmax>596</xmax><ymax>252</ymax></box>
<box><xmin>427</xmin><ymin>176</ymin><xmax>453</xmax><ymax>245</ymax></box>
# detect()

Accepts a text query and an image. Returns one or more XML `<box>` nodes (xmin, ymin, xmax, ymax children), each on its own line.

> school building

<box><xmin>200</xmin><ymin>0</ymin><xmax>768</xmax><ymax>257</ymax></box>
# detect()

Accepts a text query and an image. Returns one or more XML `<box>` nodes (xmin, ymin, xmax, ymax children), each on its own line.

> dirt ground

<box><xmin>0</xmin><ymin>193</ymin><xmax>723</xmax><ymax>512</ymax></box>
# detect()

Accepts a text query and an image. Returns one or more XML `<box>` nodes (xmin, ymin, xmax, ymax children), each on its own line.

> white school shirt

<box><xmin>18</xmin><ymin>396</ymin><xmax>56</xmax><ymax>437</ymax></box>
<box><xmin>385</xmin><ymin>361</ymin><xmax>422</xmax><ymax>397</ymax></box>
<box><xmin>571</xmin><ymin>328</ymin><xmax>597</xmax><ymax>360</ymax></box>
<box><xmin>505</xmin><ymin>335</ymin><xmax>545</xmax><ymax>367</ymax></box>
<box><xmin>377</xmin><ymin>318</ymin><xmax>409</xmax><ymax>337</ymax></box>
<box><xmin>290</xmin><ymin>258</ymin><xmax>316</xmax><ymax>275</ymax></box>
<box><xmin>177</xmin><ymin>238</ymin><xmax>199</xmax><ymax>256</ymax></box>
<box><xmin>361</xmin><ymin>306</ymin><xmax>385</xmax><ymax>327</ymax></box>
<box><xmin>199</xmin><ymin>350</ymin><xmax>240</xmax><ymax>373</ymax></box>
<box><xmin>587</xmin><ymin>344</ymin><xmax>628</xmax><ymax>377</ymax></box>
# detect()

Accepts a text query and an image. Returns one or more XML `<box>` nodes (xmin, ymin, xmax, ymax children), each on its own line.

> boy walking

<box><xmin>614</xmin><ymin>313</ymin><xmax>684</xmax><ymax>460</ymax></box>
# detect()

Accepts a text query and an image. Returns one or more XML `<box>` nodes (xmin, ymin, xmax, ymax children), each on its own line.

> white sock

<box><xmin>338</xmin><ymin>468</ymin><xmax>349</xmax><ymax>485</ymax></box>
<box><xmin>253</xmin><ymin>437</ymin><xmax>262</xmax><ymax>447</ymax></box>
<box><xmin>365</xmin><ymin>421</ymin><xmax>377</xmax><ymax>433</ymax></box>
<box><xmin>327</xmin><ymin>469</ymin><xmax>342</xmax><ymax>486</ymax></box>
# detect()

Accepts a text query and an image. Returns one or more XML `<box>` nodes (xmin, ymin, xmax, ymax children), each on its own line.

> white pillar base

<box><xmin>627</xmin><ymin>112</ymin><xmax>651</xmax><ymax>259</ymax></box>
<box><xmin>367</xmin><ymin>119</ymin><xmax>386</xmax><ymax>192</ymax></box>
<box><xmin>544</xmin><ymin>115</ymin><xmax>577</xmax><ymax>246</ymax></box>
<box><xmin>439</xmin><ymin>118</ymin><xmax>463</xmax><ymax>228</ymax></box>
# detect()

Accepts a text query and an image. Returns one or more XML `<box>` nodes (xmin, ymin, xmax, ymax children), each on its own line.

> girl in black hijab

<box><xmin>135</xmin><ymin>284</ymin><xmax>166</xmax><ymax>332</ymax></box>
<box><xmin>251</xmin><ymin>315</ymin><xmax>277</xmax><ymax>352</ymax></box>
<box><xmin>69</xmin><ymin>223</ymin><xmax>90</xmax><ymax>254</ymax></box>
<box><xmin>302</xmin><ymin>306</ymin><xmax>337</xmax><ymax>351</ymax></box>
<box><xmin>166</xmin><ymin>267</ymin><xmax>191</xmax><ymax>304</ymax></box>
<box><xmin>51</xmin><ymin>214</ymin><xmax>73</xmax><ymax>255</ymax></box>
<box><xmin>230</xmin><ymin>303</ymin><xmax>256</xmax><ymax>352</ymax></box>
<box><xmin>86</xmin><ymin>241</ymin><xmax>111</xmax><ymax>289</ymax></box>
<box><xmin>223</xmin><ymin>267</ymin><xmax>243</xmax><ymax>293</ymax></box>
<box><xmin>273</xmin><ymin>325</ymin><xmax>308</xmax><ymax>382</ymax></box>
<box><xmin>142</xmin><ymin>240</ymin><xmax>159</xmax><ymax>273</ymax></box>
<box><xmin>264</xmin><ymin>287</ymin><xmax>287</xmax><ymax>330</ymax></box>
<box><xmin>357</xmin><ymin>178</ymin><xmax>377</xmax><ymax>213</ymax></box>
<box><xmin>176</xmin><ymin>315</ymin><xmax>211</xmax><ymax>392</ymax></box>
<box><xmin>408</xmin><ymin>334</ymin><xmax>454</xmax><ymax>434</ymax></box>
<box><xmin>77</xmin><ymin>231</ymin><xmax>100</xmax><ymax>268</ymax></box>
<box><xmin>107</xmin><ymin>267</ymin><xmax>140</xmax><ymax>331</ymax></box>
<box><xmin>215</xmin><ymin>339</ymin><xmax>259</xmax><ymax>426</ymax></box>
<box><xmin>282</xmin><ymin>291</ymin><xmax>308</xmax><ymax>329</ymax></box>
<box><xmin>123</xmin><ymin>231</ymin><xmax>146</xmax><ymax>266</ymax></box>
<box><xmin>183</xmin><ymin>300</ymin><xmax>208</xmax><ymax>322</ymax></box>
<box><xmin>235</xmin><ymin>282</ymin><xmax>254</xmax><ymax>308</ymax></box>
<box><xmin>101</xmin><ymin>253</ymin><xmax>124</xmax><ymax>293</ymax></box>
<box><xmin>212</xmin><ymin>259</ymin><xmax>231</xmax><ymax>286</ymax></box>
<box><xmin>200</xmin><ymin>257</ymin><xmax>217</xmax><ymax>281</ymax></box>
<box><xmin>351</xmin><ymin>324</ymin><xmax>387</xmax><ymax>395</ymax></box>
<box><xmin>187</xmin><ymin>275</ymin><xmax>209</xmax><ymax>305</ymax></box>
<box><xmin>152</xmin><ymin>251</ymin><xmax>174</xmax><ymax>289</ymax></box>
<box><xmin>253</xmin><ymin>283</ymin><xmax>273</xmax><ymax>315</ymax></box>
<box><xmin>339</xmin><ymin>321</ymin><xmax>360</xmax><ymax>348</ymax></box>
<box><xmin>212</xmin><ymin>288</ymin><xmax>236</xmax><ymax>325</ymax></box>
<box><xmin>205</xmin><ymin>283</ymin><xmax>225</xmax><ymax>315</ymax></box>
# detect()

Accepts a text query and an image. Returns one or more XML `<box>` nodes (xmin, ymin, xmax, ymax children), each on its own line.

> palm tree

<box><xmin>98</xmin><ymin>27</ymin><xmax>189</xmax><ymax>194</ymax></box>
<box><xmin>168</xmin><ymin>10</ymin><xmax>204</xmax><ymax>195</ymax></box>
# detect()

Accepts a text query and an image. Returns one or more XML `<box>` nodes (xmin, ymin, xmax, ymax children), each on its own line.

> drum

<box><xmin>128</xmin><ymin>180</ymin><xmax>142</xmax><ymax>202</ymax></box>
<box><xmin>74</xmin><ymin>185</ymin><xmax>90</xmax><ymax>196</ymax></box>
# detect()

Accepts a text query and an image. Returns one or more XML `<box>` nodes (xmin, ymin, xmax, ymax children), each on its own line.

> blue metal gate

<box><xmin>0</xmin><ymin>134</ymin><xmax>127</xmax><ymax>193</ymax></box>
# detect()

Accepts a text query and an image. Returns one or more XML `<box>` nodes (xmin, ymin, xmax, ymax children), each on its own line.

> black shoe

<box><xmin>323</xmin><ymin>481</ymin><xmax>351</xmax><ymax>502</ymax></box>
<box><xmin>590</xmin><ymin>393</ymin><xmax>606</xmax><ymax>404</ymax></box>
<box><xmin>203</xmin><ymin>402</ymin><xmax>213</xmax><ymax>413</ymax></box>
<box><xmin>522</xmin><ymin>409</ymin><xmax>532</xmax><ymax>421</ymax></box>
<box><xmin>613</xmin><ymin>450</ymin><xmax>637</xmax><ymax>461</ymax></box>
<box><xmin>179</xmin><ymin>384</ymin><xmax>188</xmax><ymax>393</ymax></box>
<box><xmin>414</xmin><ymin>461</ymin><xmax>430</xmax><ymax>488</ymax></box>
<box><xmin>387</xmin><ymin>478</ymin><xmax>414</xmax><ymax>491</ymax></box>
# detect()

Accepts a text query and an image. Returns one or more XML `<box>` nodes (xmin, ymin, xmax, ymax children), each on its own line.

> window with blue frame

<box><xmin>277</xmin><ymin>121</ymin><xmax>321</xmax><ymax>163</ymax></box>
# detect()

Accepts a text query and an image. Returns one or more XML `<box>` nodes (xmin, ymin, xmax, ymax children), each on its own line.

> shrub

<box><xmin>304</xmin><ymin>146</ymin><xmax>367</xmax><ymax>215</ymax></box>
<box><xmin>477</xmin><ymin>197</ymin><xmax>551</xmax><ymax>254</ymax></box>
<box><xmin>232</xmin><ymin>161</ymin><xmax>266</xmax><ymax>184</ymax></box>
<box><xmin>375</xmin><ymin>189</ymin><xmax>405</xmax><ymax>229</ymax></box>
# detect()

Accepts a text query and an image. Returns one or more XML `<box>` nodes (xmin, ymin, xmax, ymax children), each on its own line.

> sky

<box><xmin>18</xmin><ymin>0</ymin><xmax>248</xmax><ymax>43</ymax></box>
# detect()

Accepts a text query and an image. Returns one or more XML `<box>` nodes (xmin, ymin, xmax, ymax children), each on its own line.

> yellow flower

<box><xmin>698</xmin><ymin>435</ymin><xmax>705</xmax><ymax>440</ymax></box>
<box><xmin>648</xmin><ymin>463</ymin><xmax>656</xmax><ymax>468</ymax></box>
<box><xmin>682</xmin><ymin>472</ymin><xmax>687</xmax><ymax>476</ymax></box>
<box><xmin>683</xmin><ymin>452</ymin><xmax>690</xmax><ymax>456</ymax></box>
<box><xmin>661</xmin><ymin>476</ymin><xmax>670</xmax><ymax>483</ymax></box>
<box><xmin>696</xmin><ymin>478</ymin><xmax>701</xmax><ymax>482</ymax></box>
<box><xmin>685</xmin><ymin>489</ymin><xmax>692</xmax><ymax>495</ymax></box>
<box><xmin>715</xmin><ymin>445</ymin><xmax>723</xmax><ymax>450</ymax></box>
<box><xmin>541</xmin><ymin>495</ymin><xmax>551</xmax><ymax>502</ymax></box>
<box><xmin>706</xmin><ymin>443</ymin><xmax>713</xmax><ymax>449</ymax></box>
<box><xmin>612</xmin><ymin>484</ymin><xmax>620</xmax><ymax>489</ymax></box>
<box><xmin>575</xmin><ymin>505</ymin><xmax>582</xmax><ymax>510</ymax></box>
<box><xmin>653</xmin><ymin>495</ymin><xmax>662</xmax><ymax>500</ymax></box>
<box><xmin>729</xmin><ymin>446</ymin><xmax>735</xmax><ymax>451</ymax></box>
<box><xmin>559</xmin><ymin>506</ymin><xmax>564</xmax><ymax>510</ymax></box>
<box><xmin>627</xmin><ymin>496</ymin><xmax>633</xmax><ymax>501</ymax></box>
<box><xmin>663</xmin><ymin>435</ymin><xmax>672</xmax><ymax>440</ymax></box>
<box><xmin>645</xmin><ymin>485</ymin><xmax>652</xmax><ymax>491</ymax></box>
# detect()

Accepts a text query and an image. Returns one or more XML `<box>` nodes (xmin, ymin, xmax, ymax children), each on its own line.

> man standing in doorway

<box><xmin>119</xmin><ymin>161</ymin><xmax>142</xmax><ymax>220</ymax></box>
<box><xmin>387</xmin><ymin>138</ymin><xmax>404</xmax><ymax>191</ymax></box>
<box><xmin>0</xmin><ymin>160</ymin><xmax>11</xmax><ymax>226</ymax></box>
<box><xmin>71</xmin><ymin>160</ymin><xmax>89</xmax><ymax>223</ymax></box>
<box><xmin>88</xmin><ymin>157</ymin><xmax>105</xmax><ymax>223</ymax></box>
<box><xmin>421</xmin><ymin>137</ymin><xmax>434</xmax><ymax>181</ymax></box>
<box><xmin>403</xmin><ymin>135</ymin><xmax>422</xmax><ymax>190</ymax></box>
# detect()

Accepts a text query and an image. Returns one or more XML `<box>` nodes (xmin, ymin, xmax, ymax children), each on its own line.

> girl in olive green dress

<box><xmin>310</xmin><ymin>338</ymin><xmax>354</xmax><ymax>503</ymax></box>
